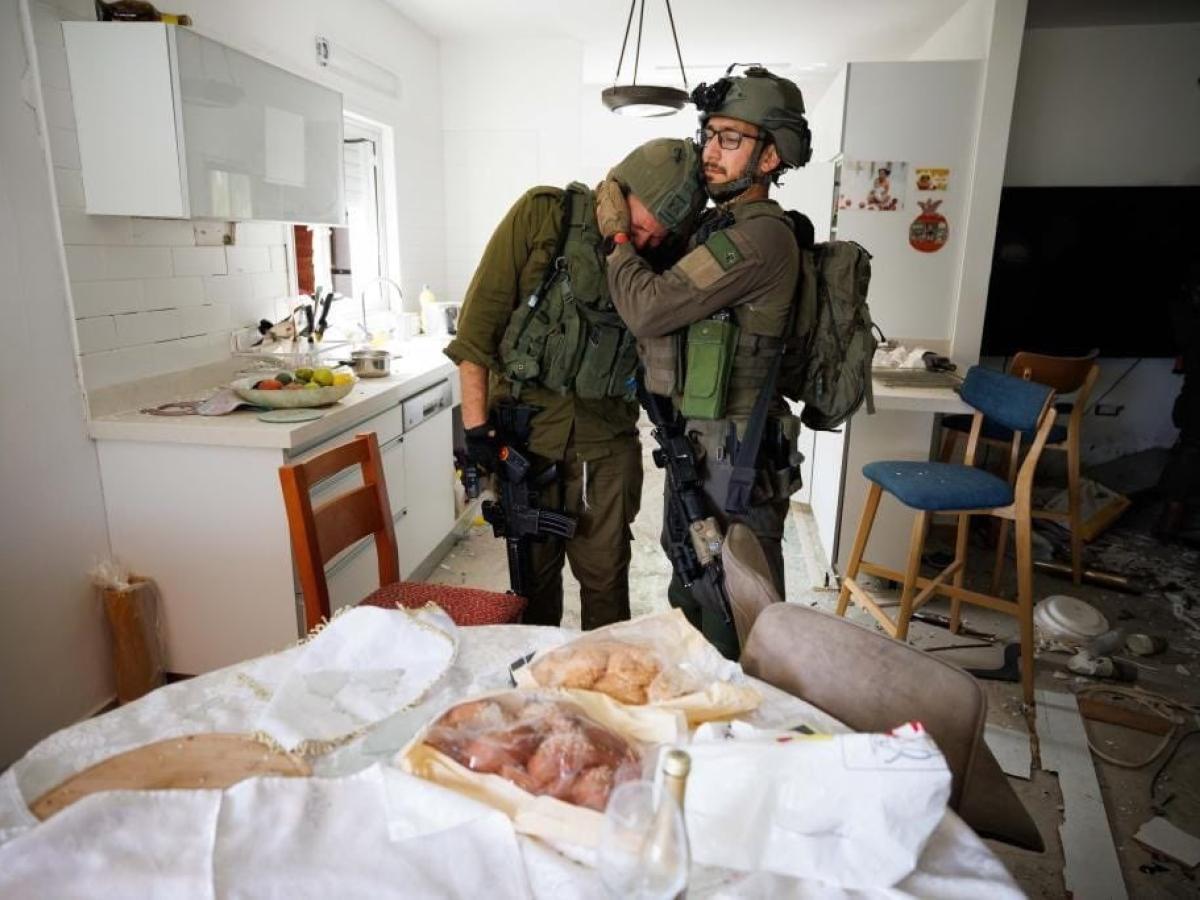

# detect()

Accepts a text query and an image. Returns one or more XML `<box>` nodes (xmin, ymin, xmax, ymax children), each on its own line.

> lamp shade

<box><xmin>602</xmin><ymin>84</ymin><xmax>691</xmax><ymax>117</ymax></box>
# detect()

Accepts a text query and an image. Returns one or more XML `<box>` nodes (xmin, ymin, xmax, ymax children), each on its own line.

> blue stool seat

<box><xmin>942</xmin><ymin>413</ymin><xmax>1068</xmax><ymax>445</ymax></box>
<box><xmin>863</xmin><ymin>460</ymin><xmax>1014</xmax><ymax>511</ymax></box>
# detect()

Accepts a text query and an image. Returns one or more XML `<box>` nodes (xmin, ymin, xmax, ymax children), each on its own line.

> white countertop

<box><xmin>871</xmin><ymin>377</ymin><xmax>972</xmax><ymax>415</ymax></box>
<box><xmin>88</xmin><ymin>338</ymin><xmax>456</xmax><ymax>451</ymax></box>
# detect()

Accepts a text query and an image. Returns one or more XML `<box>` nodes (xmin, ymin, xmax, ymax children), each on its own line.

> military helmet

<box><xmin>607</xmin><ymin>138</ymin><xmax>706</xmax><ymax>232</ymax></box>
<box><xmin>693</xmin><ymin>65</ymin><xmax>813</xmax><ymax>170</ymax></box>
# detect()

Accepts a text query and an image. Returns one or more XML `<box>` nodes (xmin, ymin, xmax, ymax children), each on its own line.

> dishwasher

<box><xmin>396</xmin><ymin>379</ymin><xmax>456</xmax><ymax>578</ymax></box>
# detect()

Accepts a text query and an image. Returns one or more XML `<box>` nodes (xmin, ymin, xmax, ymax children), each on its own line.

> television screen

<box><xmin>981</xmin><ymin>186</ymin><xmax>1200</xmax><ymax>358</ymax></box>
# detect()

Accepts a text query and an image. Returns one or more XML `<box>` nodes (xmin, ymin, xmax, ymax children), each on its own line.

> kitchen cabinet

<box><xmin>63</xmin><ymin>22</ymin><xmax>344</xmax><ymax>224</ymax></box>
<box><xmin>94</xmin><ymin>364</ymin><xmax>458</xmax><ymax>675</ymax></box>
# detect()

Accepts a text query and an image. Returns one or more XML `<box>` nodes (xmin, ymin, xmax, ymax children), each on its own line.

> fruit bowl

<box><xmin>231</xmin><ymin>375</ymin><xmax>356</xmax><ymax>409</ymax></box>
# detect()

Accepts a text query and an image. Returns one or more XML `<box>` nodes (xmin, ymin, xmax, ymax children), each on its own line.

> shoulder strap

<box><xmin>529</xmin><ymin>189</ymin><xmax>574</xmax><ymax>305</ymax></box>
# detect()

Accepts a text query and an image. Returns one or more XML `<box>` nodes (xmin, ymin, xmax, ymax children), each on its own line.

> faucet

<box><xmin>357</xmin><ymin>277</ymin><xmax>404</xmax><ymax>342</ymax></box>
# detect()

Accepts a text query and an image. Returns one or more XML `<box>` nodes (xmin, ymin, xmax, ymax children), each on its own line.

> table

<box><xmin>0</xmin><ymin>624</ymin><xmax>1022</xmax><ymax>897</ymax></box>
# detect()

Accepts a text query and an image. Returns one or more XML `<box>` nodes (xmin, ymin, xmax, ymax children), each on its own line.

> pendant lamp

<box><xmin>601</xmin><ymin>0</ymin><xmax>690</xmax><ymax>117</ymax></box>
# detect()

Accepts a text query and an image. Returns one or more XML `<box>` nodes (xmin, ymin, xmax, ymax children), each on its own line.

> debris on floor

<box><xmin>984</xmin><ymin>724</ymin><xmax>1032</xmax><ymax>780</ymax></box>
<box><xmin>1133</xmin><ymin>817</ymin><xmax>1200</xmax><ymax>869</ymax></box>
<box><xmin>1036</xmin><ymin>689</ymin><xmax>1128</xmax><ymax>899</ymax></box>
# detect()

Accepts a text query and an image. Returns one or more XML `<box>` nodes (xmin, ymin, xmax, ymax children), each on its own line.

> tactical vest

<box><xmin>499</xmin><ymin>183</ymin><xmax>639</xmax><ymax>401</ymax></box>
<box><xmin>686</xmin><ymin>201</ymin><xmax>797</xmax><ymax>420</ymax></box>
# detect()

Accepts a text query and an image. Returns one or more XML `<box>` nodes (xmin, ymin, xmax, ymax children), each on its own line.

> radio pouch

<box><xmin>680</xmin><ymin>317</ymin><xmax>739</xmax><ymax>420</ymax></box>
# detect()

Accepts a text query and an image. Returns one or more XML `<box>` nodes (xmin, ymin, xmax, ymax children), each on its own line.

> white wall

<box><xmin>439</xmin><ymin>37</ymin><xmax>692</xmax><ymax>300</ymax></box>
<box><xmin>996</xmin><ymin>21</ymin><xmax>1199</xmax><ymax>464</ymax></box>
<box><xmin>1</xmin><ymin>0</ymin><xmax>443</xmax><ymax>766</ymax></box>
<box><xmin>35</xmin><ymin>0</ymin><xmax>444</xmax><ymax>396</ymax></box>
<box><xmin>909</xmin><ymin>0</ymin><xmax>992</xmax><ymax>60</ymax></box>
<box><xmin>0</xmin><ymin>0</ymin><xmax>113</xmax><ymax>769</ymax></box>
<box><xmin>1005</xmin><ymin>23</ymin><xmax>1200</xmax><ymax>187</ymax></box>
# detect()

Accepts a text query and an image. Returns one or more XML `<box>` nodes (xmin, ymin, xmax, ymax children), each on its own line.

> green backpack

<box><xmin>779</xmin><ymin>223</ymin><xmax>878</xmax><ymax>431</ymax></box>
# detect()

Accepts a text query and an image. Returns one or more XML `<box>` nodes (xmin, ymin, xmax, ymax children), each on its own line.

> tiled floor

<box><xmin>425</xmin><ymin>417</ymin><xmax>1200</xmax><ymax>897</ymax></box>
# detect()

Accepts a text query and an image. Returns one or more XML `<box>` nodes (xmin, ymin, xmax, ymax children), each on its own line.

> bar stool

<box><xmin>939</xmin><ymin>351</ymin><xmax>1100</xmax><ymax>587</ymax></box>
<box><xmin>835</xmin><ymin>366</ymin><xmax>1058</xmax><ymax>704</ymax></box>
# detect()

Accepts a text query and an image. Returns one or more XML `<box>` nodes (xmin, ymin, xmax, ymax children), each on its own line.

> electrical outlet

<box><xmin>1094</xmin><ymin>403</ymin><xmax>1124</xmax><ymax>417</ymax></box>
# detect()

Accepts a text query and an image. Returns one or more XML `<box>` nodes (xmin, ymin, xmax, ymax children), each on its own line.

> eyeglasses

<box><xmin>696</xmin><ymin>126</ymin><xmax>762</xmax><ymax>150</ymax></box>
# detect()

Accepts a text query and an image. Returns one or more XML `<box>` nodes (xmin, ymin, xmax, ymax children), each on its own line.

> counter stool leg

<box><xmin>1016</xmin><ymin>513</ymin><xmax>1036</xmax><ymax>705</ymax></box>
<box><xmin>836</xmin><ymin>483</ymin><xmax>883</xmax><ymax>617</ymax></box>
<box><xmin>989</xmin><ymin>519</ymin><xmax>1011</xmax><ymax>597</ymax></box>
<box><xmin>1067</xmin><ymin>439</ymin><xmax>1084</xmax><ymax>585</ymax></box>
<box><xmin>949</xmin><ymin>512</ymin><xmax>971</xmax><ymax>633</ymax></box>
<box><xmin>895</xmin><ymin>510</ymin><xmax>929</xmax><ymax>640</ymax></box>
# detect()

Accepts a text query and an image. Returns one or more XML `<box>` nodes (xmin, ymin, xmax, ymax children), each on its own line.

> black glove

<box><xmin>464</xmin><ymin>423</ymin><xmax>499</xmax><ymax>473</ymax></box>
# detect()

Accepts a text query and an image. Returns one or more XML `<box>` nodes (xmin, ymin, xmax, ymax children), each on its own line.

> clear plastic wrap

<box><xmin>423</xmin><ymin>694</ymin><xmax>642</xmax><ymax>811</ymax></box>
<box><xmin>514</xmin><ymin>610</ymin><xmax>762</xmax><ymax>723</ymax></box>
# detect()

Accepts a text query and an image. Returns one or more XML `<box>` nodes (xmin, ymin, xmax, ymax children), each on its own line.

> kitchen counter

<box><xmin>88</xmin><ymin>338</ymin><xmax>456</xmax><ymax>451</ymax></box>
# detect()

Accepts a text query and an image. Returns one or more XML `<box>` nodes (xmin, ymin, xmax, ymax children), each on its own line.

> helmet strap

<box><xmin>706</xmin><ymin>137</ymin><xmax>768</xmax><ymax>203</ymax></box>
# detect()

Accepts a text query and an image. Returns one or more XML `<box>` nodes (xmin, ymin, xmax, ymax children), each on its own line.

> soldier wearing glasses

<box><xmin>596</xmin><ymin>66</ymin><xmax>814</xmax><ymax>657</ymax></box>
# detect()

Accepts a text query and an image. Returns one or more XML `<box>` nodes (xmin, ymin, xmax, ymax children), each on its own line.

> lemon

<box><xmin>312</xmin><ymin>367</ymin><xmax>334</xmax><ymax>387</ymax></box>
<box><xmin>303</xmin><ymin>382</ymin><xmax>320</xmax><ymax>390</ymax></box>
<box><xmin>332</xmin><ymin>372</ymin><xmax>353</xmax><ymax>386</ymax></box>
<box><xmin>294</xmin><ymin>367</ymin><xmax>313</xmax><ymax>383</ymax></box>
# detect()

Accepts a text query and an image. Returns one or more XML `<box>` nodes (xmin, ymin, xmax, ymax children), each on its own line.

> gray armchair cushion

<box><xmin>741</xmin><ymin>603</ymin><xmax>1043</xmax><ymax>852</ymax></box>
<box><xmin>720</xmin><ymin>523</ymin><xmax>781</xmax><ymax>648</ymax></box>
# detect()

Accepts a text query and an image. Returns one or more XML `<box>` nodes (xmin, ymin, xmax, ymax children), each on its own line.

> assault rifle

<box><xmin>477</xmin><ymin>402</ymin><xmax>576</xmax><ymax>597</ymax></box>
<box><xmin>638</xmin><ymin>381</ymin><xmax>733</xmax><ymax>625</ymax></box>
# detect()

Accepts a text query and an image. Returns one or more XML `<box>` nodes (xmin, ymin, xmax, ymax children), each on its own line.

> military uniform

<box><xmin>445</xmin><ymin>186</ymin><xmax>642</xmax><ymax>629</ymax></box>
<box><xmin>607</xmin><ymin>198</ymin><xmax>802</xmax><ymax>656</ymax></box>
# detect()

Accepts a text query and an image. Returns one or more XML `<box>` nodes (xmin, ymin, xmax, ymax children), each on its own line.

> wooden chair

<box><xmin>279</xmin><ymin>432</ymin><xmax>525</xmax><ymax>632</ymax></box>
<box><xmin>836</xmin><ymin>366</ymin><xmax>1058</xmax><ymax>704</ymax></box>
<box><xmin>939</xmin><ymin>351</ymin><xmax>1101</xmax><ymax>586</ymax></box>
<box><xmin>741</xmin><ymin>603</ymin><xmax>1043</xmax><ymax>851</ymax></box>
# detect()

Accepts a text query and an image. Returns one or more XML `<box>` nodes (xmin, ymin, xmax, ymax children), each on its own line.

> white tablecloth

<box><xmin>0</xmin><ymin>625</ymin><xmax>1023</xmax><ymax>898</ymax></box>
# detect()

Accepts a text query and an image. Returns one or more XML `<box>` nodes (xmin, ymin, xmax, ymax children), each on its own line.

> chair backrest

<box><xmin>1009</xmin><ymin>350</ymin><xmax>1100</xmax><ymax>441</ymax></box>
<box><xmin>741</xmin><ymin>603</ymin><xmax>984</xmax><ymax>809</ymax></box>
<box><xmin>1008</xmin><ymin>350</ymin><xmax>1097</xmax><ymax>394</ymax></box>
<box><xmin>741</xmin><ymin>603</ymin><xmax>1044</xmax><ymax>851</ymax></box>
<box><xmin>278</xmin><ymin>432</ymin><xmax>398</xmax><ymax>632</ymax></box>
<box><xmin>959</xmin><ymin>365</ymin><xmax>1054</xmax><ymax>435</ymax></box>
<box><xmin>720</xmin><ymin>523</ymin><xmax>781</xmax><ymax>648</ymax></box>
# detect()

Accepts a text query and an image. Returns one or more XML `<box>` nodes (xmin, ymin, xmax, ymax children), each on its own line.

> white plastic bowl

<box><xmin>231</xmin><ymin>375</ymin><xmax>355</xmax><ymax>409</ymax></box>
<box><xmin>1033</xmin><ymin>594</ymin><xmax>1109</xmax><ymax>644</ymax></box>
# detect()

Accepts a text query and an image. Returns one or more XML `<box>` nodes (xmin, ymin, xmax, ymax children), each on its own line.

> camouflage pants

<box><xmin>524</xmin><ymin>440</ymin><xmax>643</xmax><ymax>629</ymax></box>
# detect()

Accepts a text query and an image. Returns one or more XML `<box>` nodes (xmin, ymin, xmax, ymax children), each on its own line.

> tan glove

<box><xmin>594</xmin><ymin>178</ymin><xmax>631</xmax><ymax>240</ymax></box>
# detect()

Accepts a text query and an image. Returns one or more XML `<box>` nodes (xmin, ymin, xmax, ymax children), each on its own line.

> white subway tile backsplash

<box><xmin>252</xmin><ymin>270</ymin><xmax>288</xmax><ymax>299</ymax></box>
<box><xmin>53</xmin><ymin>167</ymin><xmax>85</xmax><ymax>209</ymax></box>
<box><xmin>132</xmin><ymin>218</ymin><xmax>197</xmax><ymax>246</ymax></box>
<box><xmin>114</xmin><ymin>309</ymin><xmax>180</xmax><ymax>346</ymax></box>
<box><xmin>143</xmin><ymin>277</ymin><xmax>204</xmax><ymax>309</ymax></box>
<box><xmin>47</xmin><ymin>0</ymin><xmax>95</xmax><ymax>21</ymax></box>
<box><xmin>59</xmin><ymin>209</ymin><xmax>132</xmax><ymax>245</ymax></box>
<box><xmin>79</xmin><ymin>345</ymin><xmax>159</xmax><ymax>391</ymax></box>
<box><xmin>108</xmin><ymin>246</ymin><xmax>173</xmax><ymax>279</ymax></box>
<box><xmin>269</xmin><ymin>245</ymin><xmax>289</xmax><ymax>274</ymax></box>
<box><xmin>70</xmin><ymin>280</ymin><xmax>145</xmax><ymax>317</ymax></box>
<box><xmin>156</xmin><ymin>333</ymin><xmax>228</xmax><ymax>373</ymax></box>
<box><xmin>172</xmin><ymin>246</ymin><xmax>227</xmax><ymax>277</ymax></box>
<box><xmin>203</xmin><ymin>273</ymin><xmax>254</xmax><ymax>303</ymax></box>
<box><xmin>75</xmin><ymin>316</ymin><xmax>118</xmax><ymax>353</ymax></box>
<box><xmin>65</xmin><ymin>245</ymin><xmax>107</xmax><ymax>280</ymax></box>
<box><xmin>41</xmin><ymin>86</ymin><xmax>75</xmax><ymax>131</ymax></box>
<box><xmin>178</xmin><ymin>303</ymin><xmax>231</xmax><ymax>338</ymax></box>
<box><xmin>234</xmin><ymin>296</ymin><xmax>279</xmax><ymax>329</ymax></box>
<box><xmin>48</xmin><ymin>126</ymin><xmax>80</xmax><ymax>169</ymax></box>
<box><xmin>224</xmin><ymin>245</ymin><xmax>271</xmax><ymax>275</ymax></box>
<box><xmin>234</xmin><ymin>222</ymin><xmax>286</xmax><ymax>245</ymax></box>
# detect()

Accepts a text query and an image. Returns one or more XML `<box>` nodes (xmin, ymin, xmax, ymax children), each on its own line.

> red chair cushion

<box><xmin>360</xmin><ymin>581</ymin><xmax>525</xmax><ymax>626</ymax></box>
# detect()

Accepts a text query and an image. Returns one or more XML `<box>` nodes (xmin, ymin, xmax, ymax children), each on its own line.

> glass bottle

<box><xmin>95</xmin><ymin>1</ymin><xmax>193</xmax><ymax>26</ymax></box>
<box><xmin>647</xmin><ymin>749</ymin><xmax>691</xmax><ymax>898</ymax></box>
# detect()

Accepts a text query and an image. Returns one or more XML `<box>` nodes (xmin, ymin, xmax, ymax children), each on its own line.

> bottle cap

<box><xmin>662</xmin><ymin>748</ymin><xmax>691</xmax><ymax>778</ymax></box>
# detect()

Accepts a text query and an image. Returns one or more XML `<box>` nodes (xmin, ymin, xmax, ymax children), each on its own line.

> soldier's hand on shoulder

<box><xmin>595</xmin><ymin>178</ymin><xmax>630</xmax><ymax>242</ymax></box>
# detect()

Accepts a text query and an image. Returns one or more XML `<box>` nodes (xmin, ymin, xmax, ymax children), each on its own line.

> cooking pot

<box><xmin>346</xmin><ymin>349</ymin><xmax>392</xmax><ymax>378</ymax></box>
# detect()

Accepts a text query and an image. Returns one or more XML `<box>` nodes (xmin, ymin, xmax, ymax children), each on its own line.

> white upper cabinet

<box><xmin>63</xmin><ymin>23</ymin><xmax>345</xmax><ymax>224</ymax></box>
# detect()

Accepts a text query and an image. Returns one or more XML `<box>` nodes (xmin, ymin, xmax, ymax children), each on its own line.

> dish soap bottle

<box><xmin>419</xmin><ymin>284</ymin><xmax>437</xmax><ymax>335</ymax></box>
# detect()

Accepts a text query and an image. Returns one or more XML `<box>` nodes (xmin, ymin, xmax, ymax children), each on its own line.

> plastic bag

<box><xmin>90</xmin><ymin>560</ymin><xmax>165</xmax><ymax>703</ymax></box>
<box><xmin>401</xmin><ymin>688</ymin><xmax>685</xmax><ymax>847</ymax></box>
<box><xmin>424</xmin><ymin>693</ymin><xmax>642</xmax><ymax>811</ymax></box>
<box><xmin>515</xmin><ymin>609</ymin><xmax>761</xmax><ymax>723</ymax></box>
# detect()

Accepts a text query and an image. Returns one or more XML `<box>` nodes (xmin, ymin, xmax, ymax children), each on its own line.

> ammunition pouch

<box><xmin>680</xmin><ymin>317</ymin><xmax>739</xmax><ymax>420</ymax></box>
